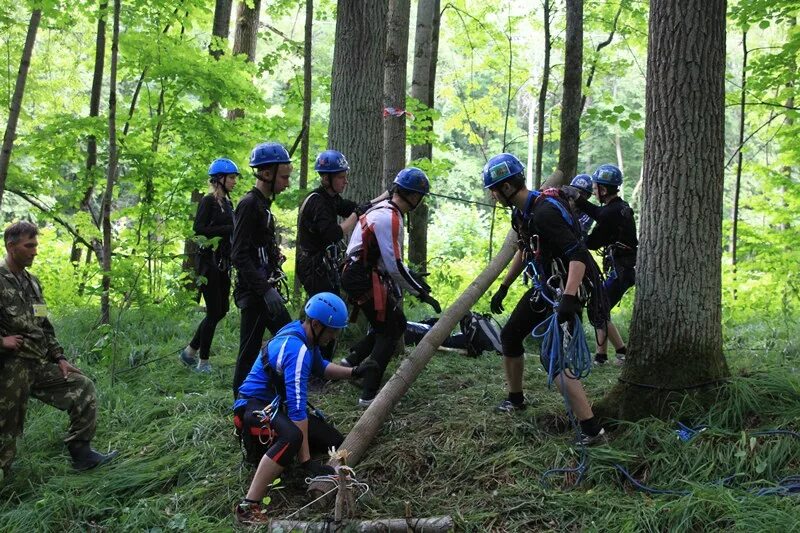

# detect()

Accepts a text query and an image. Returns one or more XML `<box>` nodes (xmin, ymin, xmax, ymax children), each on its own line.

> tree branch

<box><xmin>6</xmin><ymin>188</ymin><xmax>94</xmax><ymax>249</ymax></box>
<box><xmin>581</xmin><ymin>2</ymin><xmax>623</xmax><ymax>112</ymax></box>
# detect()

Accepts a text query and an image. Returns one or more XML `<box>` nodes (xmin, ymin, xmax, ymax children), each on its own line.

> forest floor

<box><xmin>1</xmin><ymin>305</ymin><xmax>800</xmax><ymax>531</ymax></box>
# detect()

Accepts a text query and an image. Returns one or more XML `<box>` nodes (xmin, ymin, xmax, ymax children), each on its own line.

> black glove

<box><xmin>263</xmin><ymin>287</ymin><xmax>284</xmax><ymax>315</ymax></box>
<box><xmin>420</xmin><ymin>293</ymin><xmax>442</xmax><ymax>314</ymax></box>
<box><xmin>302</xmin><ymin>459</ymin><xmax>336</xmax><ymax>477</ymax></box>
<box><xmin>557</xmin><ymin>293</ymin><xmax>581</xmax><ymax>325</ymax></box>
<box><xmin>409</xmin><ymin>269</ymin><xmax>432</xmax><ymax>294</ymax></box>
<box><xmin>490</xmin><ymin>285</ymin><xmax>509</xmax><ymax>314</ymax></box>
<box><xmin>350</xmin><ymin>358</ymin><xmax>379</xmax><ymax>379</ymax></box>
<box><xmin>561</xmin><ymin>185</ymin><xmax>581</xmax><ymax>201</ymax></box>
<box><xmin>354</xmin><ymin>202</ymin><xmax>372</xmax><ymax>217</ymax></box>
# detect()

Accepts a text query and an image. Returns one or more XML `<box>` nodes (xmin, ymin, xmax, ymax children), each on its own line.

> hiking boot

<box><xmin>495</xmin><ymin>399</ymin><xmax>526</xmax><ymax>413</ymax></box>
<box><xmin>357</xmin><ymin>397</ymin><xmax>374</xmax><ymax>408</ymax></box>
<box><xmin>196</xmin><ymin>361</ymin><xmax>213</xmax><ymax>373</ymax></box>
<box><xmin>594</xmin><ymin>353</ymin><xmax>608</xmax><ymax>366</ymax></box>
<box><xmin>575</xmin><ymin>428</ymin><xmax>607</xmax><ymax>447</ymax></box>
<box><xmin>179</xmin><ymin>348</ymin><xmax>197</xmax><ymax>367</ymax></box>
<box><xmin>68</xmin><ymin>441</ymin><xmax>118</xmax><ymax>471</ymax></box>
<box><xmin>234</xmin><ymin>500</ymin><xmax>270</xmax><ymax>526</ymax></box>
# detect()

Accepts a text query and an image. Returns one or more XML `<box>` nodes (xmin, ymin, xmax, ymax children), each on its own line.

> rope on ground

<box><xmin>616</xmin><ymin>376</ymin><xmax>729</xmax><ymax>391</ymax></box>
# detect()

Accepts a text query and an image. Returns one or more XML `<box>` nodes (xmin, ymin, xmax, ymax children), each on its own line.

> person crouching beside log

<box><xmin>233</xmin><ymin>293</ymin><xmax>378</xmax><ymax>526</ymax></box>
<box><xmin>339</xmin><ymin>168</ymin><xmax>442</xmax><ymax>408</ymax></box>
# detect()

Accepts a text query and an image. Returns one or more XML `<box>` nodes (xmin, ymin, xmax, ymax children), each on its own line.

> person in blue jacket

<box><xmin>233</xmin><ymin>292</ymin><xmax>377</xmax><ymax>526</ymax></box>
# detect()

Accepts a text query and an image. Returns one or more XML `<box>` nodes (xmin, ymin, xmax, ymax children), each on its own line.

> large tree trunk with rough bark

<box><xmin>556</xmin><ymin>0</ymin><xmax>582</xmax><ymax>185</ymax></box>
<box><xmin>407</xmin><ymin>0</ymin><xmax>440</xmax><ymax>269</ymax></box>
<box><xmin>328</xmin><ymin>0</ymin><xmax>389</xmax><ymax>202</ymax></box>
<box><xmin>101</xmin><ymin>0</ymin><xmax>121</xmax><ymax>325</ymax></box>
<box><xmin>0</xmin><ymin>8</ymin><xmax>41</xmax><ymax>209</ymax></box>
<box><xmin>227</xmin><ymin>0</ymin><xmax>260</xmax><ymax>120</ymax></box>
<box><xmin>382</xmin><ymin>0</ymin><xmax>410</xmax><ymax>188</ymax></box>
<box><xmin>596</xmin><ymin>0</ymin><xmax>729</xmax><ymax>421</ymax></box>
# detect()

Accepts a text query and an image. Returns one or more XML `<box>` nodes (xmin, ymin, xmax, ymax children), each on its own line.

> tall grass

<box><xmin>1</xmin><ymin>307</ymin><xmax>799</xmax><ymax>531</ymax></box>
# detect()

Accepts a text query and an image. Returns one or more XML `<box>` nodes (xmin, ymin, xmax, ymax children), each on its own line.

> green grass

<box><xmin>2</xmin><ymin>306</ymin><xmax>800</xmax><ymax>531</ymax></box>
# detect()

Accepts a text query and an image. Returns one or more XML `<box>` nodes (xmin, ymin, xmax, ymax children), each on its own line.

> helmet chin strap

<box><xmin>254</xmin><ymin>166</ymin><xmax>278</xmax><ymax>201</ymax></box>
<box><xmin>310</xmin><ymin>320</ymin><xmax>327</xmax><ymax>347</ymax></box>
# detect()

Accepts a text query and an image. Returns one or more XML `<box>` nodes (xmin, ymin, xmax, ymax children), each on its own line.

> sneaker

<box><xmin>179</xmin><ymin>348</ymin><xmax>197</xmax><ymax>367</ymax></box>
<box><xmin>234</xmin><ymin>500</ymin><xmax>270</xmax><ymax>526</ymax></box>
<box><xmin>613</xmin><ymin>355</ymin><xmax>626</xmax><ymax>366</ymax></box>
<box><xmin>357</xmin><ymin>397</ymin><xmax>374</xmax><ymax>408</ymax></box>
<box><xmin>339</xmin><ymin>358</ymin><xmax>353</xmax><ymax>368</ymax></box>
<box><xmin>594</xmin><ymin>354</ymin><xmax>608</xmax><ymax>366</ymax></box>
<box><xmin>495</xmin><ymin>399</ymin><xmax>526</xmax><ymax>413</ymax></box>
<box><xmin>575</xmin><ymin>428</ymin><xmax>607</xmax><ymax>446</ymax></box>
<box><xmin>196</xmin><ymin>361</ymin><xmax>213</xmax><ymax>373</ymax></box>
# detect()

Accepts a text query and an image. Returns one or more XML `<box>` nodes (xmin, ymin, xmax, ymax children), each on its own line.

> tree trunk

<box><xmin>729</xmin><ymin>30</ymin><xmax>747</xmax><ymax>304</ymax></box>
<box><xmin>556</xmin><ymin>0</ymin><xmax>582</xmax><ymax>185</ymax></box>
<box><xmin>292</xmin><ymin>0</ymin><xmax>315</xmax><ymax>303</ymax></box>
<box><xmin>210</xmin><ymin>0</ymin><xmax>233</xmax><ymax>59</ymax></box>
<box><xmin>70</xmin><ymin>1</ymin><xmax>108</xmax><ymax>266</ymax></box>
<box><xmin>328</xmin><ymin>0</ymin><xmax>390</xmax><ymax>202</ymax></box>
<box><xmin>101</xmin><ymin>0</ymin><xmax>121</xmax><ymax>325</ymax></box>
<box><xmin>227</xmin><ymin>0</ymin><xmax>261</xmax><ymax>120</ymax></box>
<box><xmin>382</xmin><ymin>0</ymin><xmax>410</xmax><ymax>188</ymax></box>
<box><xmin>407</xmin><ymin>0</ymin><xmax>440</xmax><ymax>268</ymax></box>
<box><xmin>534</xmin><ymin>0</ymin><xmax>552</xmax><ymax>190</ymax></box>
<box><xmin>0</xmin><ymin>8</ymin><xmax>41</xmax><ymax>209</ymax></box>
<box><xmin>596</xmin><ymin>0</ymin><xmax>729</xmax><ymax>421</ymax></box>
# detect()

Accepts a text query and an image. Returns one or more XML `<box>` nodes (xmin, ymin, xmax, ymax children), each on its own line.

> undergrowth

<box><xmin>1</xmin><ymin>306</ymin><xmax>799</xmax><ymax>531</ymax></box>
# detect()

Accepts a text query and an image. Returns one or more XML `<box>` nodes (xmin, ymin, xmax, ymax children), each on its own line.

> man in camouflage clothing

<box><xmin>0</xmin><ymin>221</ymin><xmax>117</xmax><ymax>477</ymax></box>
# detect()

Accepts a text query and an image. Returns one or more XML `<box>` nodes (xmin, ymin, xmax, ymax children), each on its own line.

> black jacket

<box><xmin>231</xmin><ymin>187</ymin><xmax>283</xmax><ymax>299</ymax></box>
<box><xmin>193</xmin><ymin>193</ymin><xmax>234</xmax><ymax>272</ymax></box>
<box><xmin>296</xmin><ymin>187</ymin><xmax>357</xmax><ymax>255</ymax></box>
<box><xmin>576</xmin><ymin>196</ymin><xmax>638</xmax><ymax>266</ymax></box>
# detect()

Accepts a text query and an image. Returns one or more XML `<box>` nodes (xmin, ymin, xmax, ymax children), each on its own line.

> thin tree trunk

<box><xmin>596</xmin><ymin>0</ymin><xmax>729</xmax><ymax>421</ymax></box>
<box><xmin>730</xmin><ymin>30</ymin><xmax>747</xmax><ymax>298</ymax></box>
<box><xmin>382</xmin><ymin>0</ymin><xmax>410</xmax><ymax>187</ymax></box>
<box><xmin>228</xmin><ymin>0</ymin><xmax>261</xmax><ymax>119</ymax></box>
<box><xmin>328</xmin><ymin>0</ymin><xmax>390</xmax><ymax>201</ymax></box>
<box><xmin>407</xmin><ymin>0</ymin><xmax>440</xmax><ymax>268</ymax></box>
<box><xmin>534</xmin><ymin>0</ymin><xmax>552</xmax><ymax>189</ymax></box>
<box><xmin>210</xmin><ymin>0</ymin><xmax>233</xmax><ymax>60</ymax></box>
<box><xmin>101</xmin><ymin>0</ymin><xmax>121</xmax><ymax>325</ymax></box>
<box><xmin>556</xmin><ymin>0</ymin><xmax>583</xmax><ymax>184</ymax></box>
<box><xmin>0</xmin><ymin>8</ymin><xmax>41</xmax><ymax>208</ymax></box>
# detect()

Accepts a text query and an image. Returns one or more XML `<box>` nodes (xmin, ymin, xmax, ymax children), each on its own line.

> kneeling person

<box><xmin>233</xmin><ymin>293</ymin><xmax>377</xmax><ymax>525</ymax></box>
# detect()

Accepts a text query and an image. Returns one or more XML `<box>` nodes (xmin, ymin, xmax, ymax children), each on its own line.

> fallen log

<box><xmin>262</xmin><ymin>516</ymin><xmax>454</xmax><ymax>532</ymax></box>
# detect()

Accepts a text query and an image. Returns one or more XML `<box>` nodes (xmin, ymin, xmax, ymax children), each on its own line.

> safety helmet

<box><xmin>393</xmin><ymin>167</ymin><xmax>430</xmax><ymax>195</ymax></box>
<box><xmin>249</xmin><ymin>142</ymin><xmax>291</xmax><ymax>168</ymax></box>
<box><xmin>314</xmin><ymin>150</ymin><xmax>350</xmax><ymax>174</ymax></box>
<box><xmin>570</xmin><ymin>174</ymin><xmax>593</xmax><ymax>195</ymax></box>
<box><xmin>482</xmin><ymin>153</ymin><xmax>525</xmax><ymax>189</ymax></box>
<box><xmin>304</xmin><ymin>292</ymin><xmax>349</xmax><ymax>329</ymax></box>
<box><xmin>592</xmin><ymin>164</ymin><xmax>623</xmax><ymax>187</ymax></box>
<box><xmin>208</xmin><ymin>158</ymin><xmax>240</xmax><ymax>180</ymax></box>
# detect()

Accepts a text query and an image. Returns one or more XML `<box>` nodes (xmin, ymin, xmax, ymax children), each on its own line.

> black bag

<box><xmin>404</xmin><ymin>318</ymin><xmax>467</xmax><ymax>350</ymax></box>
<box><xmin>459</xmin><ymin>312</ymin><xmax>503</xmax><ymax>357</ymax></box>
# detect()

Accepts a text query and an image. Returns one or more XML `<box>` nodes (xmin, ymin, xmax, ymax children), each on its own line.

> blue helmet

<box><xmin>249</xmin><ymin>142</ymin><xmax>291</xmax><ymax>168</ymax></box>
<box><xmin>592</xmin><ymin>164</ymin><xmax>623</xmax><ymax>186</ymax></box>
<box><xmin>208</xmin><ymin>158</ymin><xmax>240</xmax><ymax>179</ymax></box>
<box><xmin>570</xmin><ymin>174</ymin><xmax>593</xmax><ymax>195</ymax></box>
<box><xmin>393</xmin><ymin>167</ymin><xmax>430</xmax><ymax>195</ymax></box>
<box><xmin>314</xmin><ymin>150</ymin><xmax>350</xmax><ymax>174</ymax></box>
<box><xmin>305</xmin><ymin>292</ymin><xmax>348</xmax><ymax>329</ymax></box>
<box><xmin>482</xmin><ymin>153</ymin><xmax>525</xmax><ymax>189</ymax></box>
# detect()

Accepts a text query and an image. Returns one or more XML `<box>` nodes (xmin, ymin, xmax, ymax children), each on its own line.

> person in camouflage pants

<box><xmin>0</xmin><ymin>221</ymin><xmax>117</xmax><ymax>477</ymax></box>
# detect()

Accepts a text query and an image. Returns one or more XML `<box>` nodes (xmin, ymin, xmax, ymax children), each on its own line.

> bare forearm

<box><xmin>501</xmin><ymin>251</ymin><xmax>525</xmax><ymax>287</ymax></box>
<box><xmin>564</xmin><ymin>260</ymin><xmax>586</xmax><ymax>295</ymax></box>
<box><xmin>324</xmin><ymin>363</ymin><xmax>355</xmax><ymax>380</ymax></box>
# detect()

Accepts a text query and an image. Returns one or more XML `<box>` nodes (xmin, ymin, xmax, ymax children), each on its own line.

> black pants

<box><xmin>237</xmin><ymin>398</ymin><xmax>343</xmax><ymax>467</ymax></box>
<box><xmin>500</xmin><ymin>287</ymin><xmax>551</xmax><ymax>359</ymax></box>
<box><xmin>297</xmin><ymin>252</ymin><xmax>338</xmax><ymax>360</ymax></box>
<box><xmin>189</xmin><ymin>264</ymin><xmax>231</xmax><ymax>359</ymax></box>
<box><xmin>346</xmin><ymin>296</ymin><xmax>407</xmax><ymax>401</ymax></box>
<box><xmin>233</xmin><ymin>298</ymin><xmax>291</xmax><ymax>398</ymax></box>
